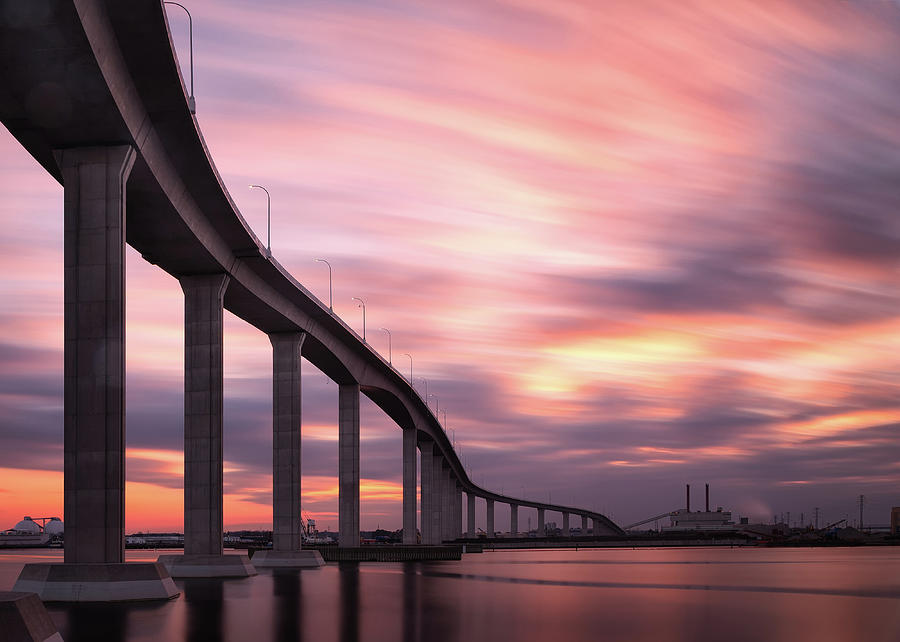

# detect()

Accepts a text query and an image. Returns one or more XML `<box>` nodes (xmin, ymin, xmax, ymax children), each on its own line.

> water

<box><xmin>1</xmin><ymin>547</ymin><xmax>898</xmax><ymax>642</ymax></box>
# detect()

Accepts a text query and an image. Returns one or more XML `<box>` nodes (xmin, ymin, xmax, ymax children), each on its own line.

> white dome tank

<box><xmin>44</xmin><ymin>517</ymin><xmax>64</xmax><ymax>535</ymax></box>
<box><xmin>13</xmin><ymin>516</ymin><xmax>41</xmax><ymax>534</ymax></box>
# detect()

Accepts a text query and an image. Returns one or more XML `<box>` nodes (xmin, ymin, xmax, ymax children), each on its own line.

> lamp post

<box><xmin>441</xmin><ymin>409</ymin><xmax>447</xmax><ymax>426</ymax></box>
<box><xmin>379</xmin><ymin>327</ymin><xmax>391</xmax><ymax>364</ymax></box>
<box><xmin>352</xmin><ymin>297</ymin><xmax>366</xmax><ymax>342</ymax></box>
<box><xmin>428</xmin><ymin>394</ymin><xmax>439</xmax><ymax>414</ymax></box>
<box><xmin>248</xmin><ymin>184</ymin><xmax>271</xmax><ymax>254</ymax></box>
<box><xmin>313</xmin><ymin>258</ymin><xmax>333</xmax><ymax>310</ymax></box>
<box><xmin>418</xmin><ymin>377</ymin><xmax>427</xmax><ymax>401</ymax></box>
<box><xmin>163</xmin><ymin>2</ymin><xmax>195</xmax><ymax>114</ymax></box>
<box><xmin>402</xmin><ymin>353</ymin><xmax>412</xmax><ymax>383</ymax></box>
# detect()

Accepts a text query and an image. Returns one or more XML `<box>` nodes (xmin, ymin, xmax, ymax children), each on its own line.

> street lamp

<box><xmin>163</xmin><ymin>2</ymin><xmax>195</xmax><ymax>114</ymax></box>
<box><xmin>379</xmin><ymin>327</ymin><xmax>391</xmax><ymax>364</ymax></box>
<box><xmin>428</xmin><ymin>394</ymin><xmax>439</xmax><ymax>414</ymax></box>
<box><xmin>418</xmin><ymin>377</ymin><xmax>427</xmax><ymax>401</ymax></box>
<box><xmin>441</xmin><ymin>409</ymin><xmax>447</xmax><ymax>426</ymax></box>
<box><xmin>313</xmin><ymin>258</ymin><xmax>333</xmax><ymax>310</ymax></box>
<box><xmin>402</xmin><ymin>353</ymin><xmax>412</xmax><ymax>383</ymax></box>
<box><xmin>352</xmin><ymin>297</ymin><xmax>366</xmax><ymax>342</ymax></box>
<box><xmin>248</xmin><ymin>184</ymin><xmax>271</xmax><ymax>254</ymax></box>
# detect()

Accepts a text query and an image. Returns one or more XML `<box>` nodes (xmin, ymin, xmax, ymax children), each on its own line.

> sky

<box><xmin>1</xmin><ymin>0</ymin><xmax>899</xmax><ymax>533</ymax></box>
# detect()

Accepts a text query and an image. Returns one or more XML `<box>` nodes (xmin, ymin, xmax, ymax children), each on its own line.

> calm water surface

<box><xmin>1</xmin><ymin>547</ymin><xmax>898</xmax><ymax>642</ymax></box>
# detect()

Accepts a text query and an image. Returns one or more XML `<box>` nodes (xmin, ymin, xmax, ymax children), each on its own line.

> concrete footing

<box><xmin>157</xmin><ymin>554</ymin><xmax>257</xmax><ymax>578</ymax></box>
<box><xmin>13</xmin><ymin>563</ymin><xmax>178</xmax><ymax>602</ymax></box>
<box><xmin>249</xmin><ymin>550</ymin><xmax>325</xmax><ymax>568</ymax></box>
<box><xmin>0</xmin><ymin>592</ymin><xmax>63</xmax><ymax>641</ymax></box>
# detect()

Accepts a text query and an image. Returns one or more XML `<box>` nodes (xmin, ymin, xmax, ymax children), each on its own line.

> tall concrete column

<box><xmin>486</xmin><ymin>499</ymin><xmax>494</xmax><ymax>537</ymax></box>
<box><xmin>181</xmin><ymin>273</ymin><xmax>230</xmax><ymax>556</ymax></box>
<box><xmin>402</xmin><ymin>427</ymin><xmax>417</xmax><ymax>544</ymax></box>
<box><xmin>581</xmin><ymin>515</ymin><xmax>588</xmax><ymax>533</ymax></box>
<box><xmin>431</xmin><ymin>453</ymin><xmax>443</xmax><ymax>544</ymax></box>
<box><xmin>467</xmin><ymin>493</ymin><xmax>476</xmax><ymax>537</ymax></box>
<box><xmin>60</xmin><ymin>145</ymin><xmax>135</xmax><ymax>564</ymax></box>
<box><xmin>562</xmin><ymin>513</ymin><xmax>570</xmax><ymax>537</ymax></box>
<box><xmin>510</xmin><ymin>503</ymin><xmax>518</xmax><ymax>536</ymax></box>
<box><xmin>537</xmin><ymin>508</ymin><xmax>545</xmax><ymax>536</ymax></box>
<box><xmin>270</xmin><ymin>332</ymin><xmax>305</xmax><ymax>552</ymax></box>
<box><xmin>593</xmin><ymin>517</ymin><xmax>603</xmax><ymax>537</ymax></box>
<box><xmin>418</xmin><ymin>441</ymin><xmax>433</xmax><ymax>544</ymax></box>
<box><xmin>441</xmin><ymin>465</ymin><xmax>452</xmax><ymax>542</ymax></box>
<box><xmin>339</xmin><ymin>384</ymin><xmax>360</xmax><ymax>547</ymax></box>
<box><xmin>455</xmin><ymin>484</ymin><xmax>463</xmax><ymax>538</ymax></box>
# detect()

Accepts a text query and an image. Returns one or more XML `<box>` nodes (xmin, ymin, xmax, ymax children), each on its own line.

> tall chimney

<box><xmin>686</xmin><ymin>484</ymin><xmax>690</xmax><ymax>512</ymax></box>
<box><xmin>705</xmin><ymin>483</ymin><xmax>710</xmax><ymax>512</ymax></box>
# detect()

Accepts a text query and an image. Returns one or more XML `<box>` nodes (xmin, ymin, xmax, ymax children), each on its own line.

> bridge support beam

<box><xmin>419</xmin><ymin>441</ymin><xmax>435</xmax><ymax>544</ymax></box>
<box><xmin>339</xmin><ymin>383</ymin><xmax>361</xmax><ymax>547</ymax></box>
<box><xmin>593</xmin><ymin>517</ymin><xmax>603</xmax><ymax>537</ymax></box>
<box><xmin>431</xmin><ymin>452</ymin><xmax>443</xmax><ymax>544</ymax></box>
<box><xmin>467</xmin><ymin>493</ymin><xmax>476</xmax><ymax>537</ymax></box>
<box><xmin>537</xmin><ymin>508</ymin><xmax>545</xmax><ymax>537</ymax></box>
<box><xmin>253</xmin><ymin>332</ymin><xmax>323</xmax><ymax>568</ymax></box>
<box><xmin>582</xmin><ymin>515</ymin><xmax>588</xmax><ymax>533</ymax></box>
<box><xmin>455</xmin><ymin>483</ymin><xmax>463</xmax><ymax>539</ymax></box>
<box><xmin>15</xmin><ymin>146</ymin><xmax>177</xmax><ymax>600</ymax></box>
<box><xmin>441</xmin><ymin>465</ymin><xmax>452</xmax><ymax>541</ymax></box>
<box><xmin>562</xmin><ymin>513</ymin><xmax>570</xmax><ymax>537</ymax></box>
<box><xmin>402</xmin><ymin>427</ymin><xmax>418</xmax><ymax>544</ymax></box>
<box><xmin>510</xmin><ymin>504</ymin><xmax>518</xmax><ymax>536</ymax></box>
<box><xmin>486</xmin><ymin>499</ymin><xmax>494</xmax><ymax>537</ymax></box>
<box><xmin>159</xmin><ymin>273</ymin><xmax>254</xmax><ymax>578</ymax></box>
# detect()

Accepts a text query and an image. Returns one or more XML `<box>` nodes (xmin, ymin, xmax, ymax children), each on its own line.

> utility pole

<box><xmin>814</xmin><ymin>507</ymin><xmax>819</xmax><ymax>530</ymax></box>
<box><xmin>859</xmin><ymin>495</ymin><xmax>865</xmax><ymax>531</ymax></box>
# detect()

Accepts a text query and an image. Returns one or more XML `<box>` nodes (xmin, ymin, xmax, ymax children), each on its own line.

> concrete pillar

<box><xmin>339</xmin><ymin>384</ymin><xmax>360</xmax><ymax>547</ymax></box>
<box><xmin>455</xmin><ymin>484</ymin><xmax>463</xmax><ymax>538</ymax></box>
<box><xmin>441</xmin><ymin>465</ymin><xmax>452</xmax><ymax>541</ymax></box>
<box><xmin>467</xmin><ymin>493</ymin><xmax>476</xmax><ymax>537</ymax></box>
<box><xmin>418</xmin><ymin>441</ymin><xmax>433</xmax><ymax>544</ymax></box>
<box><xmin>510</xmin><ymin>503</ymin><xmax>518</xmax><ymax>536</ymax></box>
<box><xmin>181</xmin><ymin>273</ymin><xmax>230</xmax><ymax>556</ymax></box>
<box><xmin>593</xmin><ymin>517</ymin><xmax>602</xmax><ymax>537</ymax></box>
<box><xmin>60</xmin><ymin>145</ymin><xmax>135</xmax><ymax>564</ymax></box>
<box><xmin>431</xmin><ymin>453</ymin><xmax>443</xmax><ymax>544</ymax></box>
<box><xmin>402</xmin><ymin>427</ymin><xmax>417</xmax><ymax>544</ymax></box>
<box><xmin>537</xmin><ymin>508</ymin><xmax>545</xmax><ymax>536</ymax></box>
<box><xmin>270</xmin><ymin>332</ymin><xmax>305</xmax><ymax>552</ymax></box>
<box><xmin>486</xmin><ymin>499</ymin><xmax>494</xmax><ymax>537</ymax></box>
<box><xmin>581</xmin><ymin>515</ymin><xmax>588</xmax><ymax>533</ymax></box>
<box><xmin>562</xmin><ymin>513</ymin><xmax>570</xmax><ymax>537</ymax></box>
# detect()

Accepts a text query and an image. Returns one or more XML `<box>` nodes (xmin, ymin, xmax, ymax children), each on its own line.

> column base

<box><xmin>250</xmin><ymin>550</ymin><xmax>325</xmax><ymax>568</ymax></box>
<box><xmin>12</xmin><ymin>563</ymin><xmax>179</xmax><ymax>602</ymax></box>
<box><xmin>157</xmin><ymin>554</ymin><xmax>257</xmax><ymax>578</ymax></box>
<box><xmin>0</xmin><ymin>592</ymin><xmax>63</xmax><ymax>641</ymax></box>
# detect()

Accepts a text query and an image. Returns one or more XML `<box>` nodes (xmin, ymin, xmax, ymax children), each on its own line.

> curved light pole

<box><xmin>441</xmin><ymin>409</ymin><xmax>447</xmax><ymax>426</ymax></box>
<box><xmin>248</xmin><ymin>184</ymin><xmax>271</xmax><ymax>255</ymax></box>
<box><xmin>163</xmin><ymin>2</ymin><xmax>195</xmax><ymax>114</ymax></box>
<box><xmin>428</xmin><ymin>393</ymin><xmax>439</xmax><ymax>414</ymax></box>
<box><xmin>418</xmin><ymin>377</ymin><xmax>428</xmax><ymax>402</ymax></box>
<box><xmin>379</xmin><ymin>327</ymin><xmax>391</xmax><ymax>364</ymax></box>
<box><xmin>402</xmin><ymin>353</ymin><xmax>412</xmax><ymax>383</ymax></box>
<box><xmin>352</xmin><ymin>297</ymin><xmax>366</xmax><ymax>342</ymax></box>
<box><xmin>314</xmin><ymin>258</ymin><xmax>333</xmax><ymax>310</ymax></box>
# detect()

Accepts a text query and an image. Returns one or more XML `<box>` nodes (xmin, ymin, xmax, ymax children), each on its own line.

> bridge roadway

<box><xmin>1</xmin><ymin>0</ymin><xmax>622</xmax><ymax>597</ymax></box>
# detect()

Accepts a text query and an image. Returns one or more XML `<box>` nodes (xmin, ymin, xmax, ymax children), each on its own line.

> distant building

<box><xmin>664</xmin><ymin>508</ymin><xmax>734</xmax><ymax>532</ymax></box>
<box><xmin>891</xmin><ymin>507</ymin><xmax>900</xmax><ymax>535</ymax></box>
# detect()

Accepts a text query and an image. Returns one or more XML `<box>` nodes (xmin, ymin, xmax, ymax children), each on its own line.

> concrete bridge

<box><xmin>1</xmin><ymin>0</ymin><xmax>622</xmax><ymax>601</ymax></box>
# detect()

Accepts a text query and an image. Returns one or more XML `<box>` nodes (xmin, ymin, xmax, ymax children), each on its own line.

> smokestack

<box><xmin>686</xmin><ymin>484</ymin><xmax>690</xmax><ymax>512</ymax></box>
<box><xmin>705</xmin><ymin>483</ymin><xmax>710</xmax><ymax>512</ymax></box>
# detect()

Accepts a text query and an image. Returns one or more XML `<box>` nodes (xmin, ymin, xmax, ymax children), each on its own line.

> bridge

<box><xmin>1</xmin><ymin>0</ymin><xmax>622</xmax><ymax>601</ymax></box>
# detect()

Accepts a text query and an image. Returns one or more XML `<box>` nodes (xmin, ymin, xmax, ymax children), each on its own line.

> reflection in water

<box><xmin>273</xmin><ymin>570</ymin><xmax>303</xmax><ymax>641</ymax></box>
<box><xmin>183</xmin><ymin>579</ymin><xmax>224</xmax><ymax>642</ymax></box>
<box><xmin>402</xmin><ymin>562</ymin><xmax>420</xmax><ymax>642</ymax></box>
<box><xmin>63</xmin><ymin>602</ymin><xmax>128</xmax><ymax>642</ymax></box>
<box><xmin>339</xmin><ymin>563</ymin><xmax>359</xmax><ymax>642</ymax></box>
